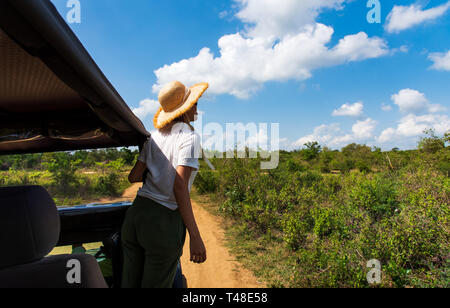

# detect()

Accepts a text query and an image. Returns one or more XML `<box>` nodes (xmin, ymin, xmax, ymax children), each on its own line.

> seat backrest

<box><xmin>0</xmin><ymin>186</ymin><xmax>107</xmax><ymax>288</ymax></box>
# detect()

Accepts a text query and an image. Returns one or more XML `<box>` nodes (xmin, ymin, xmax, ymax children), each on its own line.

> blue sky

<box><xmin>51</xmin><ymin>0</ymin><xmax>450</xmax><ymax>150</ymax></box>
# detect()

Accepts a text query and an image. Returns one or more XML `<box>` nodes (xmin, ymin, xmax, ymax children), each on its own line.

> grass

<box><xmin>224</xmin><ymin>224</ymin><xmax>297</xmax><ymax>288</ymax></box>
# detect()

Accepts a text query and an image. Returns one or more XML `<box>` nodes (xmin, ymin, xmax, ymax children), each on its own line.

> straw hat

<box><xmin>153</xmin><ymin>81</ymin><xmax>208</xmax><ymax>129</ymax></box>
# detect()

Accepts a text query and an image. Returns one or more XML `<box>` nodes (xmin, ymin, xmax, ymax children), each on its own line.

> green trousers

<box><xmin>121</xmin><ymin>195</ymin><xmax>186</xmax><ymax>288</ymax></box>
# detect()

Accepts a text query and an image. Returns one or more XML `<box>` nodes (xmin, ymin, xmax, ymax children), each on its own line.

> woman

<box><xmin>121</xmin><ymin>81</ymin><xmax>208</xmax><ymax>288</ymax></box>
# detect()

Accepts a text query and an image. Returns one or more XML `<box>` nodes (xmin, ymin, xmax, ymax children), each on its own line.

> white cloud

<box><xmin>377</xmin><ymin>114</ymin><xmax>450</xmax><ymax>144</ymax></box>
<box><xmin>399</xmin><ymin>45</ymin><xmax>409</xmax><ymax>53</ymax></box>
<box><xmin>330</xmin><ymin>32</ymin><xmax>388</xmax><ymax>62</ymax></box>
<box><xmin>428</xmin><ymin>50</ymin><xmax>450</xmax><ymax>71</ymax></box>
<box><xmin>332</xmin><ymin>101</ymin><xmax>364</xmax><ymax>117</ymax></box>
<box><xmin>377</xmin><ymin>89</ymin><xmax>449</xmax><ymax>147</ymax></box>
<box><xmin>235</xmin><ymin>0</ymin><xmax>347</xmax><ymax>39</ymax></box>
<box><xmin>152</xmin><ymin>1</ymin><xmax>389</xmax><ymax>99</ymax></box>
<box><xmin>293</xmin><ymin>118</ymin><xmax>377</xmax><ymax>149</ymax></box>
<box><xmin>385</xmin><ymin>1</ymin><xmax>450</xmax><ymax>33</ymax></box>
<box><xmin>295</xmin><ymin>113</ymin><xmax>449</xmax><ymax>150</ymax></box>
<box><xmin>244</xmin><ymin>129</ymin><xmax>289</xmax><ymax>151</ymax></box>
<box><xmin>293</xmin><ymin>123</ymin><xmax>341</xmax><ymax>148</ymax></box>
<box><xmin>381</xmin><ymin>103</ymin><xmax>392</xmax><ymax>111</ymax></box>
<box><xmin>397</xmin><ymin>114</ymin><xmax>449</xmax><ymax>137</ymax></box>
<box><xmin>132</xmin><ymin>99</ymin><xmax>160</xmax><ymax>120</ymax></box>
<box><xmin>391</xmin><ymin>89</ymin><xmax>445</xmax><ymax>114</ymax></box>
<box><xmin>352</xmin><ymin>118</ymin><xmax>377</xmax><ymax>139</ymax></box>
<box><xmin>377</xmin><ymin>127</ymin><xmax>396</xmax><ymax>143</ymax></box>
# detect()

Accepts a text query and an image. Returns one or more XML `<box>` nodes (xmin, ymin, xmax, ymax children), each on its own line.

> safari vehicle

<box><xmin>0</xmin><ymin>0</ymin><xmax>185</xmax><ymax>288</ymax></box>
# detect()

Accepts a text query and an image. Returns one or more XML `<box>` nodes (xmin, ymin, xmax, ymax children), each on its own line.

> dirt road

<box><xmin>119</xmin><ymin>183</ymin><xmax>264</xmax><ymax>288</ymax></box>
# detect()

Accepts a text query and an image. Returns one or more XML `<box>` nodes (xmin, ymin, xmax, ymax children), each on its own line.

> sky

<box><xmin>50</xmin><ymin>0</ymin><xmax>450</xmax><ymax>151</ymax></box>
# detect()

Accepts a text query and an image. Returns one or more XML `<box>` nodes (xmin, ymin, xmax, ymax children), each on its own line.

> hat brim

<box><xmin>153</xmin><ymin>82</ymin><xmax>208</xmax><ymax>129</ymax></box>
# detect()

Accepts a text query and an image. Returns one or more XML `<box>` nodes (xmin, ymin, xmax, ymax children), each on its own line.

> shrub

<box><xmin>348</xmin><ymin>174</ymin><xmax>399</xmax><ymax>219</ymax></box>
<box><xmin>296</xmin><ymin>170</ymin><xmax>323</xmax><ymax>188</ymax></box>
<box><xmin>418</xmin><ymin>129</ymin><xmax>445</xmax><ymax>154</ymax></box>
<box><xmin>106</xmin><ymin>158</ymin><xmax>125</xmax><ymax>171</ymax></box>
<box><xmin>312</xmin><ymin>206</ymin><xmax>336</xmax><ymax>238</ymax></box>
<box><xmin>95</xmin><ymin>172</ymin><xmax>121</xmax><ymax>197</ymax></box>
<box><xmin>281</xmin><ymin>209</ymin><xmax>311</xmax><ymax>250</ymax></box>
<box><xmin>42</xmin><ymin>152</ymin><xmax>81</xmax><ymax>195</ymax></box>
<box><xmin>285</xmin><ymin>159</ymin><xmax>305</xmax><ymax>172</ymax></box>
<box><xmin>194</xmin><ymin>170</ymin><xmax>219</xmax><ymax>194</ymax></box>
<box><xmin>329</xmin><ymin>158</ymin><xmax>354</xmax><ymax>173</ymax></box>
<box><xmin>355</xmin><ymin>161</ymin><xmax>371</xmax><ymax>173</ymax></box>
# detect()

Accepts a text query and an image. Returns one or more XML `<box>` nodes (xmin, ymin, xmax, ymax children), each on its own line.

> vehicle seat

<box><xmin>0</xmin><ymin>186</ymin><xmax>107</xmax><ymax>288</ymax></box>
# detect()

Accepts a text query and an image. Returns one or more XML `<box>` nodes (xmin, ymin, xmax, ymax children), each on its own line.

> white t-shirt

<box><xmin>136</xmin><ymin>122</ymin><xmax>201</xmax><ymax>210</ymax></box>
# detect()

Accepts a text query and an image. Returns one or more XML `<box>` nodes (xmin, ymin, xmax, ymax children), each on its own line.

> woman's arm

<box><xmin>173</xmin><ymin>165</ymin><xmax>206</xmax><ymax>264</ymax></box>
<box><xmin>128</xmin><ymin>160</ymin><xmax>147</xmax><ymax>183</ymax></box>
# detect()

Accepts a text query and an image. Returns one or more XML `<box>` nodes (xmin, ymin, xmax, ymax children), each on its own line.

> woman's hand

<box><xmin>189</xmin><ymin>234</ymin><xmax>206</xmax><ymax>263</ymax></box>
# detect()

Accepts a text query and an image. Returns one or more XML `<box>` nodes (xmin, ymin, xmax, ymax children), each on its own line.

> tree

<box><xmin>342</xmin><ymin>143</ymin><xmax>371</xmax><ymax>156</ymax></box>
<box><xmin>418</xmin><ymin>129</ymin><xmax>445</xmax><ymax>154</ymax></box>
<box><xmin>443</xmin><ymin>131</ymin><xmax>450</xmax><ymax>146</ymax></box>
<box><xmin>119</xmin><ymin>148</ymin><xmax>137</xmax><ymax>165</ymax></box>
<box><xmin>302</xmin><ymin>141</ymin><xmax>322</xmax><ymax>161</ymax></box>
<box><xmin>42</xmin><ymin>152</ymin><xmax>81</xmax><ymax>195</ymax></box>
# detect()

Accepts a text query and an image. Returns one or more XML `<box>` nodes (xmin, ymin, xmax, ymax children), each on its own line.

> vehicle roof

<box><xmin>0</xmin><ymin>0</ymin><xmax>150</xmax><ymax>155</ymax></box>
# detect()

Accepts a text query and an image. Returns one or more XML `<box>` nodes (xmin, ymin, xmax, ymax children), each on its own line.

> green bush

<box><xmin>42</xmin><ymin>152</ymin><xmax>81</xmax><ymax>195</ymax></box>
<box><xmin>194</xmin><ymin>170</ymin><xmax>219</xmax><ymax>194</ymax></box>
<box><xmin>301</xmin><ymin>141</ymin><xmax>322</xmax><ymax>161</ymax></box>
<box><xmin>348</xmin><ymin>174</ymin><xmax>399</xmax><ymax>219</ymax></box>
<box><xmin>355</xmin><ymin>161</ymin><xmax>371</xmax><ymax>173</ymax></box>
<box><xmin>312</xmin><ymin>206</ymin><xmax>336</xmax><ymax>238</ymax></box>
<box><xmin>95</xmin><ymin>172</ymin><xmax>122</xmax><ymax>197</ymax></box>
<box><xmin>199</xmin><ymin>138</ymin><xmax>449</xmax><ymax>288</ymax></box>
<box><xmin>281</xmin><ymin>209</ymin><xmax>311</xmax><ymax>250</ymax></box>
